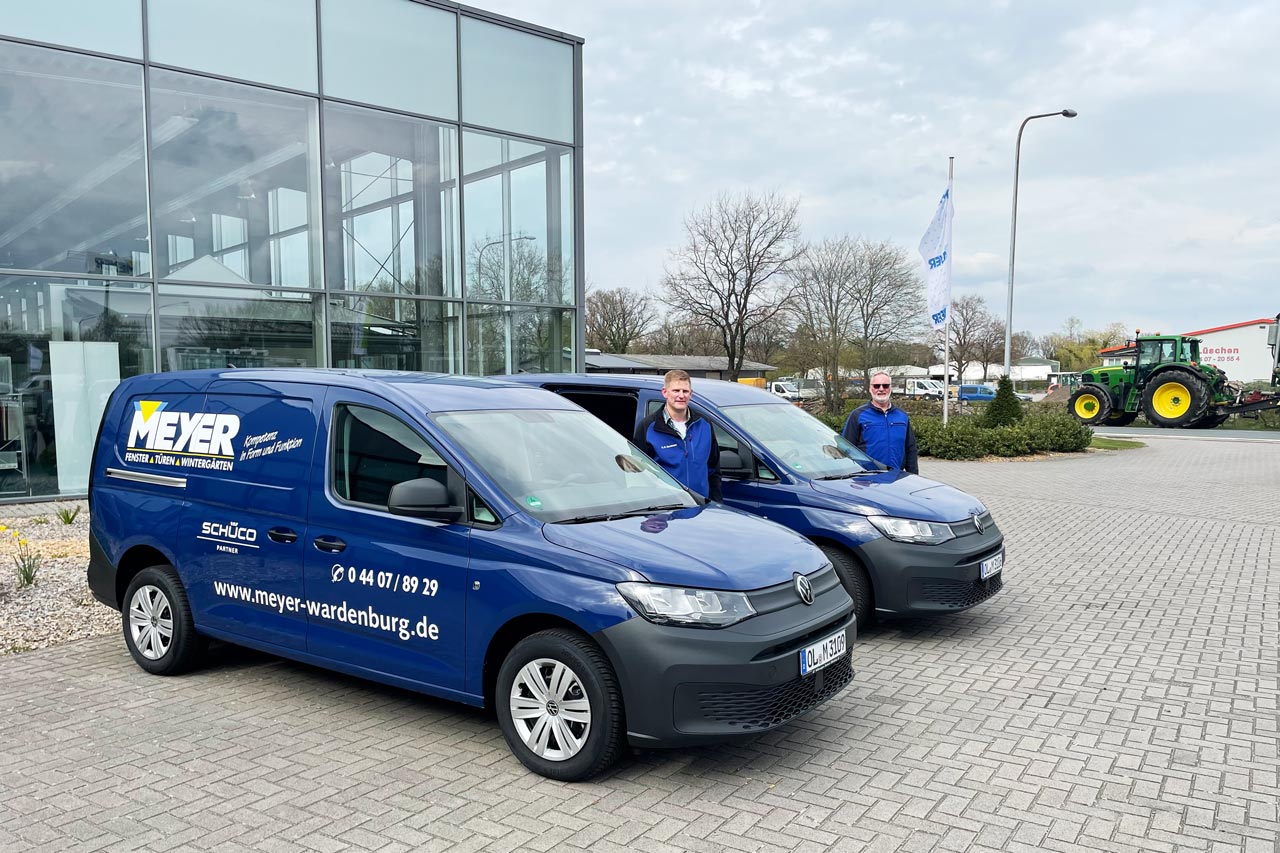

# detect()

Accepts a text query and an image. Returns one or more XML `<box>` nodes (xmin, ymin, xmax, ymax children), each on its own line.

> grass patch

<box><xmin>1091</xmin><ymin>436</ymin><xmax>1145</xmax><ymax>450</ymax></box>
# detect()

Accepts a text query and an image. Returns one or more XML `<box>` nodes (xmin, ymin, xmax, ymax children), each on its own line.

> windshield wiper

<box><xmin>554</xmin><ymin>504</ymin><xmax>689</xmax><ymax>524</ymax></box>
<box><xmin>612</xmin><ymin>503</ymin><xmax>689</xmax><ymax>517</ymax></box>
<box><xmin>814</xmin><ymin>470</ymin><xmax>878</xmax><ymax>480</ymax></box>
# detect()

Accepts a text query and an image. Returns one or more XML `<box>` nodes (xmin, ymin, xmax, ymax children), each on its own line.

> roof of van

<box><xmin>121</xmin><ymin>368</ymin><xmax>581</xmax><ymax>413</ymax></box>
<box><xmin>505</xmin><ymin>373</ymin><xmax>781</xmax><ymax>406</ymax></box>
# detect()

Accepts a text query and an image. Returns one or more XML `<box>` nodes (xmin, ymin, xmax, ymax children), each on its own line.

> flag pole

<box><xmin>942</xmin><ymin>156</ymin><xmax>954</xmax><ymax>426</ymax></box>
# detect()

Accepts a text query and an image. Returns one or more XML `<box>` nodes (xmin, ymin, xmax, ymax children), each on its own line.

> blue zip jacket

<box><xmin>841</xmin><ymin>402</ymin><xmax>919</xmax><ymax>475</ymax></box>
<box><xmin>634</xmin><ymin>408</ymin><xmax>722</xmax><ymax>500</ymax></box>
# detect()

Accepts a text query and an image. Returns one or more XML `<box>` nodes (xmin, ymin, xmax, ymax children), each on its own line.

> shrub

<box><xmin>1022</xmin><ymin>412</ymin><xmax>1093</xmax><ymax>452</ymax></box>
<box><xmin>914</xmin><ymin>416</ymin><xmax>989</xmax><ymax>460</ymax></box>
<box><xmin>983</xmin><ymin>376</ymin><xmax>1024</xmax><ymax>427</ymax></box>
<box><xmin>57</xmin><ymin>505</ymin><xmax>81</xmax><ymax>524</ymax></box>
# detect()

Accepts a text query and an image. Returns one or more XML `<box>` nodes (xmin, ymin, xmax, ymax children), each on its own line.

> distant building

<box><xmin>584</xmin><ymin>351</ymin><xmax>774</xmax><ymax>380</ymax></box>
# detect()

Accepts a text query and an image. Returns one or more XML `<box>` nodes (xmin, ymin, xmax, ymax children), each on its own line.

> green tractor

<box><xmin>1068</xmin><ymin>331</ymin><xmax>1280</xmax><ymax>429</ymax></box>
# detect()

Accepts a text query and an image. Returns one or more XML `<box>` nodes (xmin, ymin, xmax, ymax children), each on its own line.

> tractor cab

<box><xmin>1134</xmin><ymin>336</ymin><xmax>1193</xmax><ymax>386</ymax></box>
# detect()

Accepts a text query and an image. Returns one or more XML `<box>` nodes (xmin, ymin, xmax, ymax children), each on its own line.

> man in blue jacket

<box><xmin>634</xmin><ymin>369</ymin><xmax>722</xmax><ymax>500</ymax></box>
<box><xmin>842</xmin><ymin>371</ymin><xmax>919</xmax><ymax>475</ymax></box>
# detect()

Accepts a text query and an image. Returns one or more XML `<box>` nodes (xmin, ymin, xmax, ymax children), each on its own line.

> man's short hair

<box><xmin>870</xmin><ymin>371</ymin><xmax>892</xmax><ymax>385</ymax></box>
<box><xmin>663</xmin><ymin>369</ymin><xmax>692</xmax><ymax>387</ymax></box>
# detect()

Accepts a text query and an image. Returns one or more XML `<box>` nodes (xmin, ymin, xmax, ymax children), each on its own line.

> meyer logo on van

<box><xmin>125</xmin><ymin>401</ymin><xmax>240</xmax><ymax>471</ymax></box>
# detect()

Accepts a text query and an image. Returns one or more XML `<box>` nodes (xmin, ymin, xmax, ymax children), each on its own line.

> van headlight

<box><xmin>867</xmin><ymin>515</ymin><xmax>955</xmax><ymax>545</ymax></box>
<box><xmin>616</xmin><ymin>582</ymin><xmax>756</xmax><ymax>628</ymax></box>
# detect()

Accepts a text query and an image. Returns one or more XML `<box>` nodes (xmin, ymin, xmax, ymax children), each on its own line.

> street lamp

<box><xmin>1004</xmin><ymin>108</ymin><xmax>1077</xmax><ymax>377</ymax></box>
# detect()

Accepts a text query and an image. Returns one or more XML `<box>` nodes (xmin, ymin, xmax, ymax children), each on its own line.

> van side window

<box><xmin>559</xmin><ymin>391</ymin><xmax>639</xmax><ymax>439</ymax></box>
<box><xmin>332</xmin><ymin>404</ymin><xmax>447</xmax><ymax>509</ymax></box>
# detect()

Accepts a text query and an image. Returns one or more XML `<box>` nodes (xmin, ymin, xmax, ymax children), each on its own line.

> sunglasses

<box><xmin>870</xmin><ymin>384</ymin><xmax>891</xmax><ymax>390</ymax></box>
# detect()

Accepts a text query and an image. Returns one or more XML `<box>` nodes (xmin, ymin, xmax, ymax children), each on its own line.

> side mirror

<box><xmin>388</xmin><ymin>478</ymin><xmax>464</xmax><ymax>522</ymax></box>
<box><xmin>719</xmin><ymin>449</ymin><xmax>751</xmax><ymax>478</ymax></box>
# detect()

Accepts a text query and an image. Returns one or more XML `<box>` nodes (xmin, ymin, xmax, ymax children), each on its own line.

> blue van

<box><xmin>956</xmin><ymin>384</ymin><xmax>997</xmax><ymax>403</ymax></box>
<box><xmin>506</xmin><ymin>375</ymin><xmax>1006</xmax><ymax>625</ymax></box>
<box><xmin>87</xmin><ymin>369</ymin><xmax>855</xmax><ymax>781</ymax></box>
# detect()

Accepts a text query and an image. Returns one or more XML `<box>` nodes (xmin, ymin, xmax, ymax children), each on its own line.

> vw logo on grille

<box><xmin>972</xmin><ymin>513</ymin><xmax>985</xmax><ymax>534</ymax></box>
<box><xmin>794</xmin><ymin>572</ymin><xmax>814</xmax><ymax>605</ymax></box>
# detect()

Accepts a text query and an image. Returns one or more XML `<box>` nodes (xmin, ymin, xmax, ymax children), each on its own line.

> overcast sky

<box><xmin>480</xmin><ymin>0</ymin><xmax>1280</xmax><ymax>339</ymax></box>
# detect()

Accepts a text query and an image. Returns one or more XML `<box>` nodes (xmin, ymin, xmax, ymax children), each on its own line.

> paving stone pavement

<box><xmin>1</xmin><ymin>440</ymin><xmax>1277</xmax><ymax>852</ymax></box>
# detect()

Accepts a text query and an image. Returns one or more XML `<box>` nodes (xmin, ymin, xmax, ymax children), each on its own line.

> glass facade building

<box><xmin>0</xmin><ymin>1</ymin><xmax>584</xmax><ymax>501</ymax></box>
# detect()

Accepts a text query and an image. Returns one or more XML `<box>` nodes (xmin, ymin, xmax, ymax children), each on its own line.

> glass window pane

<box><xmin>324</xmin><ymin>103</ymin><xmax>460</xmax><ymax>298</ymax></box>
<box><xmin>321</xmin><ymin>0</ymin><xmax>457</xmax><ymax>120</ymax></box>
<box><xmin>2</xmin><ymin>0</ymin><xmax>142</xmax><ymax>58</ymax></box>
<box><xmin>460</xmin><ymin>17</ymin><xmax>573</xmax><ymax>143</ymax></box>
<box><xmin>465</xmin><ymin>303</ymin><xmax>572</xmax><ymax>376</ymax></box>
<box><xmin>0</xmin><ymin>42</ymin><xmax>149</xmax><ymax>276</ymax></box>
<box><xmin>463</xmin><ymin>131</ymin><xmax>573</xmax><ymax>305</ymax></box>
<box><xmin>147</xmin><ymin>0</ymin><xmax>318</xmax><ymax>92</ymax></box>
<box><xmin>0</xmin><ymin>276</ymin><xmax>154</xmax><ymax>499</ymax></box>
<box><xmin>156</xmin><ymin>284</ymin><xmax>324</xmax><ymax>370</ymax></box>
<box><xmin>331</xmin><ymin>404</ymin><xmax>445</xmax><ymax>509</ymax></box>
<box><xmin>332</xmin><ymin>296</ymin><xmax>461</xmax><ymax>374</ymax></box>
<box><xmin>149</xmin><ymin>70</ymin><xmax>321</xmax><ymax>288</ymax></box>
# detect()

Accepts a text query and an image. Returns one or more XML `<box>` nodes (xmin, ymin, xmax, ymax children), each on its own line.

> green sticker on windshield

<box><xmin>525</xmin><ymin>496</ymin><xmax>543</xmax><ymax>509</ymax></box>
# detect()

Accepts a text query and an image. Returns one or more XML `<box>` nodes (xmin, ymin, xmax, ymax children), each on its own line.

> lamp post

<box><xmin>1004</xmin><ymin>108</ymin><xmax>1077</xmax><ymax>377</ymax></box>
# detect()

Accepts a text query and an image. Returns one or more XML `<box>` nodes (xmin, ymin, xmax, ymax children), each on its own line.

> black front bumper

<box><xmin>856</xmin><ymin>518</ymin><xmax>1006</xmax><ymax>615</ymax></box>
<box><xmin>594</xmin><ymin>565</ymin><xmax>856</xmax><ymax>748</ymax></box>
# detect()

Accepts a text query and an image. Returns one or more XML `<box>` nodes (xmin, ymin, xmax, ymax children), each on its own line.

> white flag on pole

<box><xmin>919</xmin><ymin>185</ymin><xmax>954</xmax><ymax>329</ymax></box>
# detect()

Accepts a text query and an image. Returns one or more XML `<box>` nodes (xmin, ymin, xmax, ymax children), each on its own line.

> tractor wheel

<box><xmin>1104</xmin><ymin>410</ymin><xmax>1138</xmax><ymax>427</ymax></box>
<box><xmin>1190</xmin><ymin>411</ymin><xmax>1230</xmax><ymax>429</ymax></box>
<box><xmin>1142</xmin><ymin>369</ymin><xmax>1210</xmax><ymax>428</ymax></box>
<box><xmin>1068</xmin><ymin>384</ymin><xmax>1112</xmax><ymax>425</ymax></box>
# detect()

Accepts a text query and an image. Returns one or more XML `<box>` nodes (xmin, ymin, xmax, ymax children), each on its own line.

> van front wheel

<box><xmin>821</xmin><ymin>545</ymin><xmax>873</xmax><ymax>628</ymax></box>
<box><xmin>496</xmin><ymin>629</ymin><xmax>623</xmax><ymax>781</ymax></box>
<box><xmin>122</xmin><ymin>565</ymin><xmax>205</xmax><ymax>676</ymax></box>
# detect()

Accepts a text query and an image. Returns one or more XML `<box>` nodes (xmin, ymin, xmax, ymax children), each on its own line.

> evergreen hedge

<box><xmin>813</xmin><ymin>399</ymin><xmax>1092</xmax><ymax>459</ymax></box>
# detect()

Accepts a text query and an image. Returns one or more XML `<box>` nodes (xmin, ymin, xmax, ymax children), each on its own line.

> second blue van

<box><xmin>507</xmin><ymin>375</ymin><xmax>1007</xmax><ymax>625</ymax></box>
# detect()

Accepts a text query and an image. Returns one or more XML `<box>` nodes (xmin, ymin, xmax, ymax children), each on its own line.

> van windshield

<box><xmin>433</xmin><ymin>409</ymin><xmax>697</xmax><ymax>523</ymax></box>
<box><xmin>722</xmin><ymin>403</ymin><xmax>878</xmax><ymax>478</ymax></box>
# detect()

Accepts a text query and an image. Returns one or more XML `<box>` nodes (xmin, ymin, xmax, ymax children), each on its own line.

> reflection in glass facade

<box><xmin>0</xmin><ymin>2</ymin><xmax>582</xmax><ymax>500</ymax></box>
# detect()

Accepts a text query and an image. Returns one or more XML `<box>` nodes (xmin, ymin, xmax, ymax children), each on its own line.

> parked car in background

<box><xmin>954</xmin><ymin>384</ymin><xmax>997</xmax><ymax>403</ymax></box>
<box><xmin>895</xmin><ymin>377</ymin><xmax>944</xmax><ymax>400</ymax></box>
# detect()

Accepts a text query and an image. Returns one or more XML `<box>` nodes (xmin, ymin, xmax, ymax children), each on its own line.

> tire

<box><xmin>122</xmin><ymin>565</ymin><xmax>205</xmax><ymax>676</ymax></box>
<box><xmin>1104</xmin><ymin>410</ymin><xmax>1138</xmax><ymax>427</ymax></box>
<box><xmin>496</xmin><ymin>629</ymin><xmax>624</xmax><ymax>782</ymax></box>
<box><xmin>1191</xmin><ymin>411</ymin><xmax>1230</xmax><ymax>429</ymax></box>
<box><xmin>820</xmin><ymin>545</ymin><xmax>873</xmax><ymax>628</ymax></box>
<box><xmin>1142</xmin><ymin>369</ymin><xmax>1209</xmax><ymax>428</ymax></box>
<box><xmin>1068</xmin><ymin>384</ymin><xmax>1112</xmax><ymax>425</ymax></box>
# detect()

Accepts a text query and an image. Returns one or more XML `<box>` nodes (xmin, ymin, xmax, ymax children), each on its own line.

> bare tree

<box><xmin>635</xmin><ymin>318</ymin><xmax>722</xmax><ymax>356</ymax></box>
<box><xmin>940</xmin><ymin>294</ymin><xmax>996</xmax><ymax>381</ymax></box>
<box><xmin>791</xmin><ymin>237</ymin><xmax>860</xmax><ymax>412</ymax></box>
<box><xmin>585</xmin><ymin>287</ymin><xmax>656</xmax><ymax>353</ymax></box>
<box><xmin>660</xmin><ymin>191</ymin><xmax>803</xmax><ymax>381</ymax></box>
<box><xmin>744</xmin><ymin>312</ymin><xmax>793</xmax><ymax>366</ymax></box>
<box><xmin>845</xmin><ymin>239</ymin><xmax>925</xmax><ymax>388</ymax></box>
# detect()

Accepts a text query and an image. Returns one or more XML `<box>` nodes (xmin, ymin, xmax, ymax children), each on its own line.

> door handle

<box><xmin>313</xmin><ymin>536</ymin><xmax>347</xmax><ymax>553</ymax></box>
<box><xmin>268</xmin><ymin>527</ymin><xmax>298</xmax><ymax>544</ymax></box>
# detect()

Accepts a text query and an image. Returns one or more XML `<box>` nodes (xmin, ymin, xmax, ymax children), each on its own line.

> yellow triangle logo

<box><xmin>138</xmin><ymin>401</ymin><xmax>164</xmax><ymax>422</ymax></box>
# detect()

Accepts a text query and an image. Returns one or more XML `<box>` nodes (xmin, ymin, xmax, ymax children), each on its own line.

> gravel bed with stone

<box><xmin>0</xmin><ymin>507</ymin><xmax>117</xmax><ymax>655</ymax></box>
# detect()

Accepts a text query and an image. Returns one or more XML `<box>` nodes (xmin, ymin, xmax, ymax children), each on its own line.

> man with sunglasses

<box><xmin>634</xmin><ymin>369</ymin><xmax>722</xmax><ymax>501</ymax></box>
<box><xmin>841</xmin><ymin>371</ymin><xmax>919</xmax><ymax>475</ymax></box>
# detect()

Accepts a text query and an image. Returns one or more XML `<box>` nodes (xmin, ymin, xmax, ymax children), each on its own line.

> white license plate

<box><xmin>799</xmin><ymin>629</ymin><xmax>847</xmax><ymax>676</ymax></box>
<box><xmin>980</xmin><ymin>550</ymin><xmax>1004</xmax><ymax>580</ymax></box>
